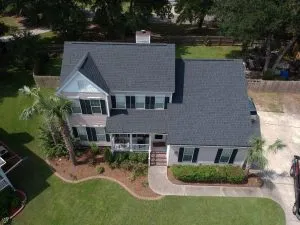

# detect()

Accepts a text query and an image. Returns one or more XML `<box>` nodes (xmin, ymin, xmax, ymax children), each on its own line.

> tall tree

<box><xmin>175</xmin><ymin>0</ymin><xmax>213</xmax><ymax>28</ymax></box>
<box><xmin>214</xmin><ymin>0</ymin><xmax>287</xmax><ymax>72</ymax></box>
<box><xmin>19</xmin><ymin>86</ymin><xmax>77</xmax><ymax>165</ymax></box>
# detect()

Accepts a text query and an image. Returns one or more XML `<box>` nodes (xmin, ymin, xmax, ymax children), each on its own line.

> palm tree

<box><xmin>19</xmin><ymin>86</ymin><xmax>77</xmax><ymax>165</ymax></box>
<box><xmin>246</xmin><ymin>137</ymin><xmax>286</xmax><ymax>170</ymax></box>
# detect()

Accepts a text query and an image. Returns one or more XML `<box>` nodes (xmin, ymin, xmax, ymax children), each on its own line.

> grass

<box><xmin>0</xmin><ymin>16</ymin><xmax>21</xmax><ymax>28</ymax></box>
<box><xmin>176</xmin><ymin>45</ymin><xmax>242</xmax><ymax>59</ymax></box>
<box><xmin>0</xmin><ymin>68</ymin><xmax>285</xmax><ymax>225</ymax></box>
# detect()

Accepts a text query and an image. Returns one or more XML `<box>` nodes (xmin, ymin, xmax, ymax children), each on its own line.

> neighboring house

<box><xmin>57</xmin><ymin>33</ymin><xmax>253</xmax><ymax>166</ymax></box>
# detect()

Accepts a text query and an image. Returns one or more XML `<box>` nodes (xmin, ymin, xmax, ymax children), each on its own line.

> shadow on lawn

<box><xmin>0</xmin><ymin>128</ymin><xmax>53</xmax><ymax>202</ymax></box>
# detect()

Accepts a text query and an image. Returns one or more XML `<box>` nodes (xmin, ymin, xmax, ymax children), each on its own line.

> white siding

<box><xmin>167</xmin><ymin>145</ymin><xmax>248</xmax><ymax>166</ymax></box>
<box><xmin>62</xmin><ymin>72</ymin><xmax>106</xmax><ymax>93</ymax></box>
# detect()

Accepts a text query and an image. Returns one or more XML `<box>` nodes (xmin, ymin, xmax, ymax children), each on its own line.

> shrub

<box><xmin>113</xmin><ymin>152</ymin><xmax>129</xmax><ymax>164</ymax></box>
<box><xmin>0</xmin><ymin>187</ymin><xmax>19</xmax><ymax>219</ymax></box>
<box><xmin>96</xmin><ymin>166</ymin><xmax>105</xmax><ymax>174</ymax></box>
<box><xmin>120</xmin><ymin>160</ymin><xmax>135</xmax><ymax>171</ymax></box>
<box><xmin>128</xmin><ymin>152</ymin><xmax>148</xmax><ymax>163</ymax></box>
<box><xmin>132</xmin><ymin>163</ymin><xmax>148</xmax><ymax>180</ymax></box>
<box><xmin>90</xmin><ymin>143</ymin><xmax>99</xmax><ymax>155</ymax></box>
<box><xmin>104</xmin><ymin>147</ymin><xmax>113</xmax><ymax>163</ymax></box>
<box><xmin>109</xmin><ymin>162</ymin><xmax>119</xmax><ymax>169</ymax></box>
<box><xmin>171</xmin><ymin>165</ymin><xmax>246</xmax><ymax>184</ymax></box>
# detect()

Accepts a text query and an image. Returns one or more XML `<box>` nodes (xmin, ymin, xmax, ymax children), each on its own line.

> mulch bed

<box><xmin>167</xmin><ymin>167</ymin><xmax>263</xmax><ymax>187</ymax></box>
<box><xmin>48</xmin><ymin>151</ymin><xmax>160</xmax><ymax>198</ymax></box>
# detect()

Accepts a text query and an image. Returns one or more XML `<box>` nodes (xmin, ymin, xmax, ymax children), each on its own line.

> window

<box><xmin>71</xmin><ymin>99</ymin><xmax>81</xmax><ymax>113</ymax></box>
<box><xmin>95</xmin><ymin>127</ymin><xmax>106</xmax><ymax>141</ymax></box>
<box><xmin>135</xmin><ymin>96</ymin><xmax>145</xmax><ymax>109</ymax></box>
<box><xmin>77</xmin><ymin>127</ymin><xmax>88</xmax><ymax>141</ymax></box>
<box><xmin>77</xmin><ymin>80</ymin><xmax>86</xmax><ymax>91</ymax></box>
<box><xmin>155</xmin><ymin>96</ymin><xmax>164</xmax><ymax>109</ymax></box>
<box><xmin>182</xmin><ymin>148</ymin><xmax>194</xmax><ymax>162</ymax></box>
<box><xmin>116</xmin><ymin>95</ymin><xmax>126</xmax><ymax>109</ymax></box>
<box><xmin>154</xmin><ymin>134</ymin><xmax>163</xmax><ymax>139</ymax></box>
<box><xmin>219</xmin><ymin>149</ymin><xmax>233</xmax><ymax>163</ymax></box>
<box><xmin>90</xmin><ymin>100</ymin><xmax>101</xmax><ymax>114</ymax></box>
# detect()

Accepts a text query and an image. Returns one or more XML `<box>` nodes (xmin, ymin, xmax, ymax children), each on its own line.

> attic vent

<box><xmin>135</xmin><ymin>30</ymin><xmax>151</xmax><ymax>44</ymax></box>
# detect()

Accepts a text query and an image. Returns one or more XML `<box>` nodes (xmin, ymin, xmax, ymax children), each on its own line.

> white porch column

<box><xmin>166</xmin><ymin>145</ymin><xmax>170</xmax><ymax>166</ymax></box>
<box><xmin>148</xmin><ymin>134</ymin><xmax>152</xmax><ymax>167</ymax></box>
<box><xmin>0</xmin><ymin>168</ymin><xmax>14</xmax><ymax>191</ymax></box>
<box><xmin>130</xmin><ymin>134</ymin><xmax>133</xmax><ymax>152</ymax></box>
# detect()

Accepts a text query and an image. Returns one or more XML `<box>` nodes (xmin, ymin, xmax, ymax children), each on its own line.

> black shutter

<box><xmin>111</xmin><ymin>96</ymin><xmax>116</xmax><ymax>108</ymax></box>
<box><xmin>150</xmin><ymin>96</ymin><xmax>155</xmax><ymax>109</ymax></box>
<box><xmin>192</xmin><ymin>148</ymin><xmax>199</xmax><ymax>163</ymax></box>
<box><xmin>106</xmin><ymin>134</ymin><xmax>110</xmax><ymax>142</ymax></box>
<box><xmin>131</xmin><ymin>96</ymin><xmax>135</xmax><ymax>109</ymax></box>
<box><xmin>214</xmin><ymin>148</ymin><xmax>223</xmax><ymax>163</ymax></box>
<box><xmin>85</xmin><ymin>100</ymin><xmax>92</xmax><ymax>114</ymax></box>
<box><xmin>80</xmin><ymin>99</ymin><xmax>87</xmax><ymax>114</ymax></box>
<box><xmin>72</xmin><ymin>127</ymin><xmax>78</xmax><ymax>138</ymax></box>
<box><xmin>178</xmin><ymin>147</ymin><xmax>184</xmax><ymax>162</ymax></box>
<box><xmin>91</xmin><ymin>128</ymin><xmax>97</xmax><ymax>141</ymax></box>
<box><xmin>145</xmin><ymin>96</ymin><xmax>150</xmax><ymax>109</ymax></box>
<box><xmin>126</xmin><ymin>96</ymin><xmax>131</xmax><ymax>109</ymax></box>
<box><xmin>100</xmin><ymin>100</ymin><xmax>107</xmax><ymax>115</ymax></box>
<box><xmin>229</xmin><ymin>149</ymin><xmax>238</xmax><ymax>164</ymax></box>
<box><xmin>86</xmin><ymin>127</ymin><xmax>93</xmax><ymax>141</ymax></box>
<box><xmin>164</xmin><ymin>97</ymin><xmax>170</xmax><ymax>109</ymax></box>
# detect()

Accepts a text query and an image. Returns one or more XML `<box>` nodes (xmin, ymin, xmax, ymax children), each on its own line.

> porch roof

<box><xmin>106</xmin><ymin>109</ymin><xmax>168</xmax><ymax>134</ymax></box>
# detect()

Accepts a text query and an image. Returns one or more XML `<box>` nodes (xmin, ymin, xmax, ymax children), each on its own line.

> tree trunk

<box><xmin>263</xmin><ymin>35</ymin><xmax>272</xmax><ymax>73</ymax></box>
<box><xmin>60</xmin><ymin>121</ymin><xmax>76</xmax><ymax>165</ymax></box>
<box><xmin>47</xmin><ymin>122</ymin><xmax>58</xmax><ymax>145</ymax></box>
<box><xmin>197</xmin><ymin>15</ymin><xmax>205</xmax><ymax>29</ymax></box>
<box><xmin>271</xmin><ymin>36</ymin><xmax>297</xmax><ymax>71</ymax></box>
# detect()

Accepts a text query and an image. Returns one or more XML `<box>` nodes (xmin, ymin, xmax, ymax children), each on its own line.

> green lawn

<box><xmin>0</xmin><ymin>69</ymin><xmax>285</xmax><ymax>225</ymax></box>
<box><xmin>0</xmin><ymin>16</ymin><xmax>21</xmax><ymax>28</ymax></box>
<box><xmin>176</xmin><ymin>45</ymin><xmax>242</xmax><ymax>59</ymax></box>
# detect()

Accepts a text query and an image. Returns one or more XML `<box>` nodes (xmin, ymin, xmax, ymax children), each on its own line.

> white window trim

<box><xmin>95</xmin><ymin>127</ymin><xmax>106</xmax><ymax>142</ymax></box>
<box><xmin>182</xmin><ymin>147</ymin><xmax>195</xmax><ymax>163</ymax></box>
<box><xmin>90</xmin><ymin>99</ymin><xmax>102</xmax><ymax>114</ymax></box>
<box><xmin>154</xmin><ymin>95</ymin><xmax>165</xmax><ymax>110</ymax></box>
<box><xmin>76</xmin><ymin>127</ymin><xmax>88</xmax><ymax>141</ymax></box>
<box><xmin>135</xmin><ymin>95</ymin><xmax>145</xmax><ymax>109</ymax></box>
<box><xmin>219</xmin><ymin>149</ymin><xmax>233</xmax><ymax>164</ymax></box>
<box><xmin>115</xmin><ymin>95</ymin><xmax>126</xmax><ymax>109</ymax></box>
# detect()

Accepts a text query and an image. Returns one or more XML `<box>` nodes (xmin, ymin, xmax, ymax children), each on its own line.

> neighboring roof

<box><xmin>167</xmin><ymin>59</ymin><xmax>253</xmax><ymax>147</ymax></box>
<box><xmin>106</xmin><ymin>109</ymin><xmax>168</xmax><ymax>133</ymax></box>
<box><xmin>60</xmin><ymin>42</ymin><xmax>175</xmax><ymax>92</ymax></box>
<box><xmin>78</xmin><ymin>53</ymin><xmax>110</xmax><ymax>93</ymax></box>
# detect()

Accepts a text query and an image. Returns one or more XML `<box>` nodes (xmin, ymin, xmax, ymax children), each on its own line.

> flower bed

<box><xmin>0</xmin><ymin>188</ymin><xmax>27</xmax><ymax>224</ymax></box>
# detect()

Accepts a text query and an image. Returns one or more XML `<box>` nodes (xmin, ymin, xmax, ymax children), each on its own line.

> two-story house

<box><xmin>57</xmin><ymin>35</ymin><xmax>253</xmax><ymax>166</ymax></box>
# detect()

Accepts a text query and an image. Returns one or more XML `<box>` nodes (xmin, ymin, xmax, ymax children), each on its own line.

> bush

<box><xmin>171</xmin><ymin>165</ymin><xmax>246</xmax><ymax>184</ymax></box>
<box><xmin>120</xmin><ymin>160</ymin><xmax>135</xmax><ymax>171</ymax></box>
<box><xmin>109</xmin><ymin>162</ymin><xmax>119</xmax><ymax>169</ymax></box>
<box><xmin>113</xmin><ymin>152</ymin><xmax>129</xmax><ymax>164</ymax></box>
<box><xmin>96</xmin><ymin>166</ymin><xmax>105</xmax><ymax>174</ymax></box>
<box><xmin>90</xmin><ymin>143</ymin><xmax>99</xmax><ymax>155</ymax></box>
<box><xmin>0</xmin><ymin>187</ymin><xmax>19</xmax><ymax>219</ymax></box>
<box><xmin>262</xmin><ymin>69</ymin><xmax>276</xmax><ymax>80</ymax></box>
<box><xmin>104</xmin><ymin>147</ymin><xmax>113</xmax><ymax>163</ymax></box>
<box><xmin>131</xmin><ymin>163</ymin><xmax>148</xmax><ymax>180</ymax></box>
<box><xmin>128</xmin><ymin>152</ymin><xmax>148</xmax><ymax>163</ymax></box>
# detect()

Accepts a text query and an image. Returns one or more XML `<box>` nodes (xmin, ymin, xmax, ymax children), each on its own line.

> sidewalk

<box><xmin>148</xmin><ymin>166</ymin><xmax>298</xmax><ymax>225</ymax></box>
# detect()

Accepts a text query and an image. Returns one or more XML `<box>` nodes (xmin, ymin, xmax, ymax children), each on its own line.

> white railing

<box><xmin>0</xmin><ymin>178</ymin><xmax>8</xmax><ymax>191</ymax></box>
<box><xmin>131</xmin><ymin>144</ymin><xmax>149</xmax><ymax>151</ymax></box>
<box><xmin>113</xmin><ymin>143</ymin><xmax>130</xmax><ymax>151</ymax></box>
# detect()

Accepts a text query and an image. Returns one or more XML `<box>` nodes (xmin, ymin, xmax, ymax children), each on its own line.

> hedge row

<box><xmin>171</xmin><ymin>165</ymin><xmax>246</xmax><ymax>184</ymax></box>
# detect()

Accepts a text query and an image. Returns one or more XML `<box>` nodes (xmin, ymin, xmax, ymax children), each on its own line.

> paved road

<box><xmin>149</xmin><ymin>111</ymin><xmax>300</xmax><ymax>225</ymax></box>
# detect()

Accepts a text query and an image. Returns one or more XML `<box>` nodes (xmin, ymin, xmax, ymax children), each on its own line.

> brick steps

<box><xmin>150</xmin><ymin>151</ymin><xmax>166</xmax><ymax>166</ymax></box>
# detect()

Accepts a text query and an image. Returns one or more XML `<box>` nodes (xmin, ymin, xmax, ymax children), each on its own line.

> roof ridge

<box><xmin>64</xmin><ymin>41</ymin><xmax>174</xmax><ymax>47</ymax></box>
<box><xmin>176</xmin><ymin>58</ymin><xmax>243</xmax><ymax>62</ymax></box>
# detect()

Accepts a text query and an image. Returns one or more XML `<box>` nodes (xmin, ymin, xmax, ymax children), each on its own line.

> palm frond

<box><xmin>268</xmin><ymin>139</ymin><xmax>286</xmax><ymax>153</ymax></box>
<box><xmin>19</xmin><ymin>85</ymin><xmax>40</xmax><ymax>97</ymax></box>
<box><xmin>19</xmin><ymin>105</ymin><xmax>38</xmax><ymax>120</ymax></box>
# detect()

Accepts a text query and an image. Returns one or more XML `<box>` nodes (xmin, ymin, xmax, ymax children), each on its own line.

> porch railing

<box><xmin>131</xmin><ymin>144</ymin><xmax>149</xmax><ymax>151</ymax></box>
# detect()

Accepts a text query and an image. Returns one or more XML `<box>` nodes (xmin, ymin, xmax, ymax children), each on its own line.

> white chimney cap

<box><xmin>136</xmin><ymin>30</ymin><xmax>151</xmax><ymax>44</ymax></box>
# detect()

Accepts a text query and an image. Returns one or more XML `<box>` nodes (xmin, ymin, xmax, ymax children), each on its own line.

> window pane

<box><xmin>90</xmin><ymin>100</ymin><xmax>100</xmax><ymax>106</ymax></box>
<box><xmin>71</xmin><ymin>99</ymin><xmax>81</xmax><ymax>113</ymax></box>
<box><xmin>155</xmin><ymin>96</ymin><xmax>164</xmax><ymax>109</ymax></box>
<box><xmin>77</xmin><ymin>80</ymin><xmax>86</xmax><ymax>91</ymax></box>
<box><xmin>92</xmin><ymin>106</ymin><xmax>101</xmax><ymax>113</ymax></box>
<box><xmin>182</xmin><ymin>148</ymin><xmax>194</xmax><ymax>162</ymax></box>
<box><xmin>116</xmin><ymin>95</ymin><xmax>126</xmax><ymax>108</ymax></box>
<box><xmin>77</xmin><ymin>127</ymin><xmax>88</xmax><ymax>141</ymax></box>
<box><xmin>135</xmin><ymin>96</ymin><xmax>145</xmax><ymax>109</ymax></box>
<box><xmin>95</xmin><ymin>127</ymin><xmax>105</xmax><ymax>135</ymax></box>
<box><xmin>96</xmin><ymin>135</ymin><xmax>106</xmax><ymax>141</ymax></box>
<box><xmin>219</xmin><ymin>149</ymin><xmax>232</xmax><ymax>163</ymax></box>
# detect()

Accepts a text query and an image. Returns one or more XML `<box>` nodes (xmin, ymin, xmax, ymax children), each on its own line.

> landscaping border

<box><xmin>45</xmin><ymin>160</ymin><xmax>163</xmax><ymax>201</ymax></box>
<box><xmin>9</xmin><ymin>189</ymin><xmax>27</xmax><ymax>220</ymax></box>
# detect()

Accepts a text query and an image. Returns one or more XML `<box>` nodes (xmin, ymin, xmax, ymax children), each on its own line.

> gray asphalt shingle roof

<box><xmin>167</xmin><ymin>59</ymin><xmax>253</xmax><ymax>147</ymax></box>
<box><xmin>60</xmin><ymin>42</ymin><xmax>175</xmax><ymax>92</ymax></box>
<box><xmin>106</xmin><ymin>109</ymin><xmax>168</xmax><ymax>133</ymax></box>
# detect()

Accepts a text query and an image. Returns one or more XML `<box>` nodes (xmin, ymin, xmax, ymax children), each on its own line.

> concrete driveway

<box><xmin>259</xmin><ymin>110</ymin><xmax>300</xmax><ymax>225</ymax></box>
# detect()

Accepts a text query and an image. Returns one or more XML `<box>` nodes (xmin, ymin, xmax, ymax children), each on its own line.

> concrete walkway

<box><xmin>148</xmin><ymin>166</ymin><xmax>298</xmax><ymax>225</ymax></box>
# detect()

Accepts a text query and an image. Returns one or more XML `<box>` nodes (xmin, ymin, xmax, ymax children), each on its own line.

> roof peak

<box><xmin>64</xmin><ymin>41</ymin><xmax>173</xmax><ymax>47</ymax></box>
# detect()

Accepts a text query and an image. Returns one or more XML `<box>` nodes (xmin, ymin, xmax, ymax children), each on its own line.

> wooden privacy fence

<box><xmin>247</xmin><ymin>79</ymin><xmax>300</xmax><ymax>93</ymax></box>
<box><xmin>33</xmin><ymin>73</ymin><xmax>60</xmax><ymax>89</ymax></box>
